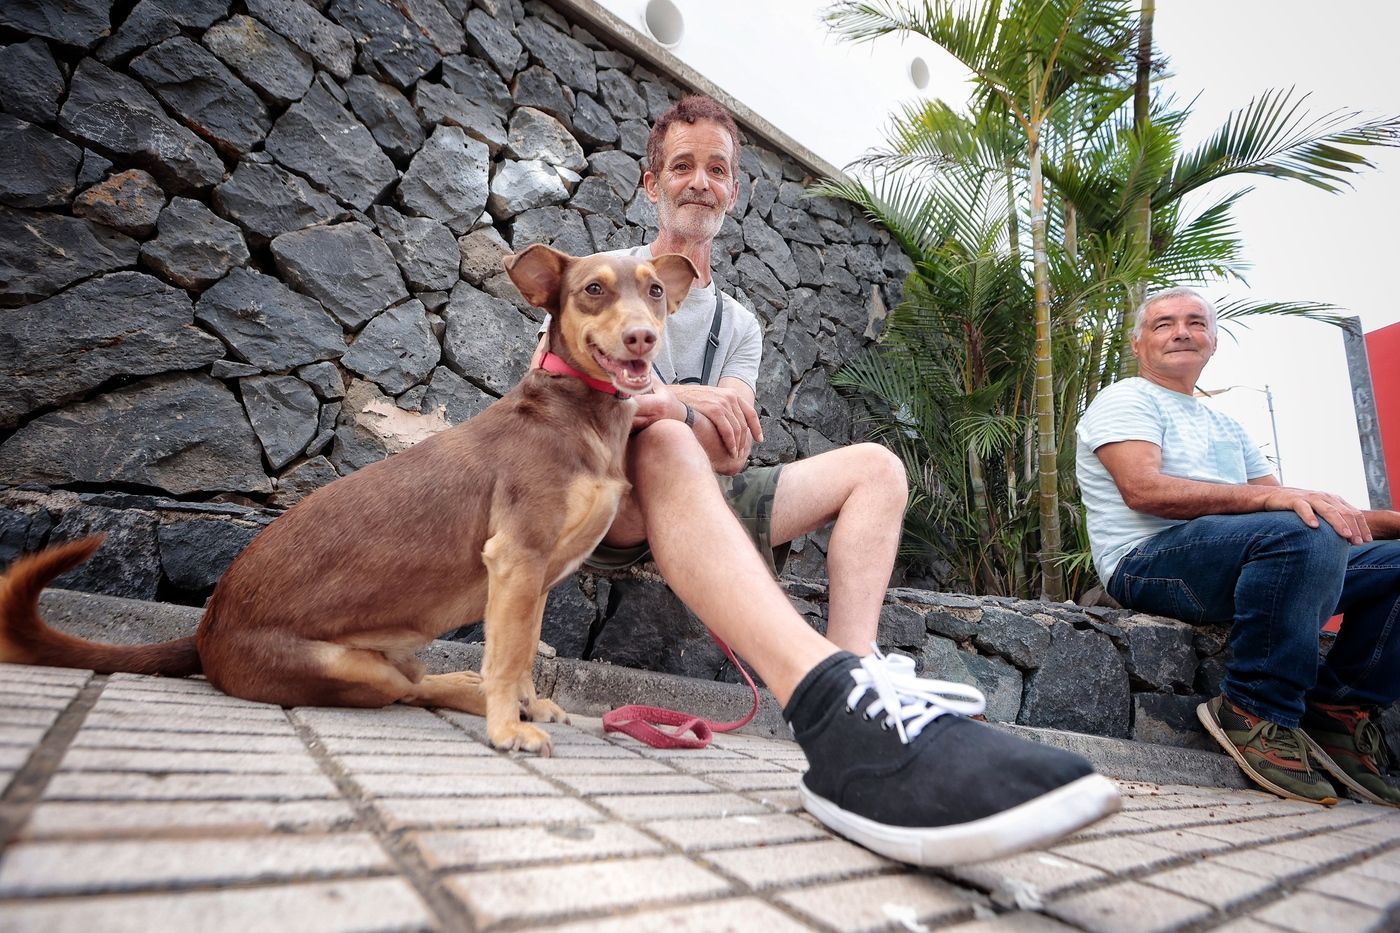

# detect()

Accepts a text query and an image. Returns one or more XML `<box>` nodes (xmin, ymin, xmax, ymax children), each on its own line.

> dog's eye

<box><xmin>585</xmin><ymin>282</ymin><xmax>604</xmax><ymax>296</ymax></box>
<box><xmin>649</xmin><ymin>283</ymin><xmax>664</xmax><ymax>299</ymax></box>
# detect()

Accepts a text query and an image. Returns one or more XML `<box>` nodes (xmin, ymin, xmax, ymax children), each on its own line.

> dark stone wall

<box><xmin>0</xmin><ymin>0</ymin><xmax>910</xmax><ymax>531</ymax></box>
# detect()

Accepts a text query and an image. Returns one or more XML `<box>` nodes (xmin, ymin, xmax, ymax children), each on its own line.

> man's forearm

<box><xmin>1120</xmin><ymin>473</ymin><xmax>1276</xmax><ymax>519</ymax></box>
<box><xmin>1364</xmin><ymin>510</ymin><xmax>1400</xmax><ymax>539</ymax></box>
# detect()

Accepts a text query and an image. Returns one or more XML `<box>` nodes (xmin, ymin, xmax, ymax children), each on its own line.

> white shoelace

<box><xmin>846</xmin><ymin>649</ymin><xmax>987</xmax><ymax>744</ymax></box>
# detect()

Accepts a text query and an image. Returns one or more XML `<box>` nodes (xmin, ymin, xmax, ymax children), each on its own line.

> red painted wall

<box><xmin>1367</xmin><ymin>321</ymin><xmax>1400</xmax><ymax>489</ymax></box>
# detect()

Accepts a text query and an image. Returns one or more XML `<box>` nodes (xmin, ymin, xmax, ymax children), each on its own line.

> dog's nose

<box><xmin>623</xmin><ymin>327</ymin><xmax>657</xmax><ymax>355</ymax></box>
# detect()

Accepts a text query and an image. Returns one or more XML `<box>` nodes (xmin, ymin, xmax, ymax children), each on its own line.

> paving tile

<box><xmin>1209</xmin><ymin>919</ymin><xmax>1292</xmax><ymax>933</ymax></box>
<box><xmin>98</xmin><ymin>687</ymin><xmax>280</xmax><ymax>709</ymax></box>
<box><xmin>1139</xmin><ymin>860</ymin><xmax>1280</xmax><ymax>910</ymax></box>
<box><xmin>1335</xmin><ymin>816</ymin><xmax>1400</xmax><ymax>844</ymax></box>
<box><xmin>0</xmin><ymin>724</ymin><xmax>46</xmax><ymax>745</ymax></box>
<box><xmin>644</xmin><ymin>812</ymin><xmax>826</xmax><ymax>852</ymax></box>
<box><xmin>541</xmin><ymin>742</ymin><xmax>652</xmax><ymax>759</ymax></box>
<box><xmin>699</xmin><ymin>838</ymin><xmax>891</xmax><ymax>889</ymax></box>
<box><xmin>1046</xmin><ymin>879</ymin><xmax>1215</xmax><ymax>932</ymax></box>
<box><xmin>589</xmin><ymin>792</ymin><xmax>770</xmax><ymax>821</ymax></box>
<box><xmin>703</xmin><ymin>770</ymin><xmax>804</xmax><ymax>792</ymax></box>
<box><xmin>351</xmin><ymin>773</ymin><xmax>559</xmax><ymax>798</ymax></box>
<box><xmin>1252</xmin><ymin>831</ymin><xmax>1379</xmax><ymax>865</ymax></box>
<box><xmin>1249</xmin><ymin>890</ymin><xmax>1387</xmax><ymax>932</ymax></box>
<box><xmin>1050</xmin><ymin>834</ymin><xmax>1189</xmax><ymax>875</ymax></box>
<box><xmin>664</xmin><ymin>756</ymin><xmax>794</xmax><ymax>774</ymax></box>
<box><xmin>371</xmin><ymin>795</ymin><xmax>606</xmax><ymax>831</ymax></box>
<box><xmin>776</xmin><ymin>872</ymin><xmax>978</xmax><ymax>932</ymax></box>
<box><xmin>1183</xmin><ymin>814</ymin><xmax>1313</xmax><ymax>844</ymax></box>
<box><xmin>19</xmin><ymin>800</ymin><xmax>358</xmax><ymax>839</ymax></box>
<box><xmin>1301</xmin><ymin>864</ymin><xmax>1400</xmax><ymax>909</ymax></box>
<box><xmin>939</xmin><ymin>912</ymin><xmax>1080</xmax><ymax>931</ymax></box>
<box><xmin>548</xmin><ymin>773</ymin><xmax>716</xmax><ymax>795</ymax></box>
<box><xmin>91</xmin><ymin>697</ymin><xmax>287</xmax><ymax>721</ymax></box>
<box><xmin>0</xmin><ymin>877</ymin><xmax>434</xmax><ymax>932</ymax></box>
<box><xmin>1355</xmin><ymin>851</ymin><xmax>1400</xmax><ymax>884</ymax></box>
<box><xmin>0</xmin><ymin>687</ymin><xmax>79</xmax><ymax>708</ymax></box>
<box><xmin>524</xmin><ymin>756</ymin><xmax>676</xmax><ymax>775</ymax></box>
<box><xmin>80</xmin><ymin>712</ymin><xmax>297</xmax><ymax>735</ymax></box>
<box><xmin>947</xmin><ymin>851</ymin><xmax>1109</xmax><ymax>902</ymax></box>
<box><xmin>42</xmin><ymin>771</ymin><xmax>339</xmax><ymax>801</ymax></box>
<box><xmin>331</xmin><ymin>754</ymin><xmax>526</xmax><ymax>775</ymax></box>
<box><xmin>547</xmin><ymin>897</ymin><xmax>814</xmax><ymax>932</ymax></box>
<box><xmin>0</xmin><ymin>745</ymin><xmax>29</xmax><ymax>769</ymax></box>
<box><xmin>0</xmin><ymin>833</ymin><xmax>389</xmax><ymax>895</ymax></box>
<box><xmin>743</xmin><ymin>786</ymin><xmax>804</xmax><ymax>812</ymax></box>
<box><xmin>0</xmin><ymin>706</ymin><xmax>59</xmax><ymax>726</ymax></box>
<box><xmin>105</xmin><ymin>672</ymin><xmax>218</xmax><ymax>691</ymax></box>
<box><xmin>70</xmin><ymin>729</ymin><xmax>306</xmax><ymax>753</ymax></box>
<box><xmin>1066</xmin><ymin>811</ymin><xmax>1157</xmax><ymax>838</ymax></box>
<box><xmin>445</xmin><ymin>854</ymin><xmax>732</xmax><ymax>928</ymax></box>
<box><xmin>57</xmin><ymin>748</ymin><xmax>322</xmax><ymax>774</ymax></box>
<box><xmin>312</xmin><ymin>734</ymin><xmax>494</xmax><ymax>756</ymax></box>
<box><xmin>1209</xmin><ymin>848</ymin><xmax>1316</xmax><ymax>881</ymax></box>
<box><xmin>410</xmin><ymin>821</ymin><xmax>664</xmax><ymax>870</ymax></box>
<box><xmin>0</xmin><ymin>663</ymin><xmax>92</xmax><ymax>686</ymax></box>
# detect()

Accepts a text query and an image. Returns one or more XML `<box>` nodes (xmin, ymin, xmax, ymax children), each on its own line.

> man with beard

<box><xmin>533</xmin><ymin>95</ymin><xmax>1121</xmax><ymax>866</ymax></box>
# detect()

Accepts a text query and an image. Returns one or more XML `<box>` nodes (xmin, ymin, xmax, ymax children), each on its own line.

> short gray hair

<box><xmin>1132</xmin><ymin>287</ymin><xmax>1218</xmax><ymax>340</ymax></box>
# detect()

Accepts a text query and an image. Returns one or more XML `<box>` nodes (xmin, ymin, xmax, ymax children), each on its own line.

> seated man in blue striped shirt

<box><xmin>1077</xmin><ymin>287</ymin><xmax>1400</xmax><ymax>808</ymax></box>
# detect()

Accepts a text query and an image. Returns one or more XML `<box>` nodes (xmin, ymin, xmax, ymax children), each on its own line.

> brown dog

<box><xmin>0</xmin><ymin>244</ymin><xmax>696</xmax><ymax>755</ymax></box>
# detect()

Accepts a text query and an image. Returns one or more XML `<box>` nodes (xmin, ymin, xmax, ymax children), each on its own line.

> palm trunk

<box><xmin>1119</xmin><ymin>0</ymin><xmax>1155</xmax><ymax>378</ymax></box>
<box><xmin>1028</xmin><ymin>126</ymin><xmax>1065</xmax><ymax>601</ymax></box>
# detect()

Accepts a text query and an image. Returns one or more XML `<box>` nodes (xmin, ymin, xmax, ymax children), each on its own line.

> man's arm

<box><xmin>1095</xmin><ymin>439</ymin><xmax>1372</xmax><ymax>544</ymax></box>
<box><xmin>632</xmin><ymin>377</ymin><xmax>760</xmax><ymax>475</ymax></box>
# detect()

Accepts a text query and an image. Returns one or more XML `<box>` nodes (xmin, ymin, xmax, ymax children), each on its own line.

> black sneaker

<box><xmin>788</xmin><ymin>651</ymin><xmax>1121</xmax><ymax>867</ymax></box>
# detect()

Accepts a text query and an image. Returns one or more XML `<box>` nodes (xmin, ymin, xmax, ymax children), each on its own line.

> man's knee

<box><xmin>629</xmin><ymin>419</ymin><xmax>708</xmax><ymax>473</ymax></box>
<box><xmin>1247</xmin><ymin>512</ymin><xmax>1351</xmax><ymax>572</ymax></box>
<box><xmin>852</xmin><ymin>443</ymin><xmax>908</xmax><ymax>504</ymax></box>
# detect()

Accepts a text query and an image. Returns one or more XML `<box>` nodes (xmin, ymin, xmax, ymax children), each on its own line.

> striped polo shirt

<box><xmin>1075</xmin><ymin>377</ymin><xmax>1274</xmax><ymax>584</ymax></box>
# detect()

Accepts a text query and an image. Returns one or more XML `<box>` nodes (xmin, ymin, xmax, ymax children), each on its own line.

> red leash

<box><xmin>602</xmin><ymin>632</ymin><xmax>760</xmax><ymax>749</ymax></box>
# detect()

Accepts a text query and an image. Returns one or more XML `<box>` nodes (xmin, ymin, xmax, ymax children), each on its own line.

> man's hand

<box><xmin>1258</xmin><ymin>487</ymin><xmax>1372</xmax><ymax>545</ymax></box>
<box><xmin>630</xmin><ymin>381</ymin><xmax>685</xmax><ymax>433</ymax></box>
<box><xmin>670</xmin><ymin>383</ymin><xmax>762</xmax><ymax>459</ymax></box>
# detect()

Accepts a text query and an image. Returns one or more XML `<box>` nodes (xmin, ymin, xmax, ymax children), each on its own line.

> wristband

<box><xmin>683</xmin><ymin>403</ymin><xmax>696</xmax><ymax>427</ymax></box>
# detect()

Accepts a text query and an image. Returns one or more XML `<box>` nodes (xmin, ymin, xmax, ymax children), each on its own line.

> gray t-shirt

<box><xmin>1075</xmin><ymin>377</ymin><xmax>1274</xmax><ymax>584</ymax></box>
<box><xmin>540</xmin><ymin>244</ymin><xmax>763</xmax><ymax>390</ymax></box>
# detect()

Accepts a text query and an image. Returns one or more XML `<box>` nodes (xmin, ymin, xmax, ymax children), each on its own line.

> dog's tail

<box><xmin>0</xmin><ymin>536</ymin><xmax>201</xmax><ymax>677</ymax></box>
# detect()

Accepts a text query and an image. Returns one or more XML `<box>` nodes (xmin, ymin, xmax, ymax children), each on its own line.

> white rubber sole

<box><xmin>799</xmin><ymin>772</ymin><xmax>1122</xmax><ymax>867</ymax></box>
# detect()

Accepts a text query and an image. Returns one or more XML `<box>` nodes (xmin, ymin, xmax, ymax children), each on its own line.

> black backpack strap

<box><xmin>698</xmin><ymin>289</ymin><xmax>724</xmax><ymax>386</ymax></box>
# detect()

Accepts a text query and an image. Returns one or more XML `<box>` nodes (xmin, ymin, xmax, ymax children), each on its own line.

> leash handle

<box><xmin>602</xmin><ymin>632</ymin><xmax>760</xmax><ymax>749</ymax></box>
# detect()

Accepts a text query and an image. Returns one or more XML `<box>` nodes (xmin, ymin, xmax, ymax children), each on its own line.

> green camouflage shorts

<box><xmin>583</xmin><ymin>463</ymin><xmax>789</xmax><ymax>576</ymax></box>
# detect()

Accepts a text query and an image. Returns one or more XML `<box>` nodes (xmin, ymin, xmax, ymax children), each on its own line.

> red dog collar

<box><xmin>539</xmin><ymin>351</ymin><xmax>627</xmax><ymax>398</ymax></box>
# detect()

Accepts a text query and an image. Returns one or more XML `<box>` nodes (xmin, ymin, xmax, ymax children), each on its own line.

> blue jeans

<box><xmin>1107</xmin><ymin>512</ymin><xmax>1400</xmax><ymax>727</ymax></box>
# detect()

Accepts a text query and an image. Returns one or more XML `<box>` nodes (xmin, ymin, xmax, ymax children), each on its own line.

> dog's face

<box><xmin>505</xmin><ymin>244</ymin><xmax>697</xmax><ymax>395</ymax></box>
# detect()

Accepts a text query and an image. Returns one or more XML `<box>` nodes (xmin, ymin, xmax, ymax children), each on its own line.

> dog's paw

<box><xmin>522</xmin><ymin>697</ymin><xmax>569</xmax><ymax>723</ymax></box>
<box><xmin>489</xmin><ymin>720</ymin><xmax>553</xmax><ymax>757</ymax></box>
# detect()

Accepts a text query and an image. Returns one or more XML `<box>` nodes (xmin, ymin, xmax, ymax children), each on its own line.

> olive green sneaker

<box><xmin>1300</xmin><ymin>702</ymin><xmax>1400</xmax><ymax>809</ymax></box>
<box><xmin>1197</xmin><ymin>696</ymin><xmax>1337</xmax><ymax>805</ymax></box>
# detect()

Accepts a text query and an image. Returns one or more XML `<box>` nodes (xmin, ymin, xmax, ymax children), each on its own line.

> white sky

<box><xmin>600</xmin><ymin>0</ymin><xmax>1399</xmax><ymax>506</ymax></box>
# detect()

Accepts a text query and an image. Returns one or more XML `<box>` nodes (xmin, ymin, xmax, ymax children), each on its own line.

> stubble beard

<box><xmin>657</xmin><ymin>197</ymin><xmax>725</xmax><ymax>243</ymax></box>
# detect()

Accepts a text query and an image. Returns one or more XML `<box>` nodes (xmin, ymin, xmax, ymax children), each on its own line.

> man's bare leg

<box><xmin>768</xmin><ymin>443</ymin><xmax>907</xmax><ymax>654</ymax></box>
<box><xmin>618</xmin><ymin>421</ymin><xmax>837</xmax><ymax>704</ymax></box>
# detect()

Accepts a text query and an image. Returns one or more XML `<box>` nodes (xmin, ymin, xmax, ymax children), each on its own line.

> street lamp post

<box><xmin>1195</xmin><ymin>384</ymin><xmax>1284</xmax><ymax>483</ymax></box>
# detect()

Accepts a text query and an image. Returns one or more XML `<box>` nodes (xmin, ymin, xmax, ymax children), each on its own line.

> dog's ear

<box><xmin>504</xmin><ymin>243</ymin><xmax>570</xmax><ymax>312</ymax></box>
<box><xmin>649</xmin><ymin>254</ymin><xmax>699</xmax><ymax>315</ymax></box>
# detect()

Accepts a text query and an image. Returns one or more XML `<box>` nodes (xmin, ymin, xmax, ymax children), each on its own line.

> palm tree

<box><xmin>826</xmin><ymin>0</ymin><xmax>1137</xmax><ymax>600</ymax></box>
<box><xmin>820</xmin><ymin>2</ymin><xmax>1400</xmax><ymax>599</ymax></box>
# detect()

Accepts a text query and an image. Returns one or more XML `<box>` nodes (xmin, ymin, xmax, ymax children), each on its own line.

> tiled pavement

<box><xmin>1</xmin><ymin>663</ymin><xmax>1398</xmax><ymax>933</ymax></box>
